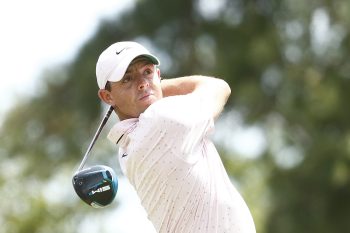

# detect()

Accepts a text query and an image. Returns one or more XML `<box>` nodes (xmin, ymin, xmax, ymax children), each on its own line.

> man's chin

<box><xmin>140</xmin><ymin>94</ymin><xmax>160</xmax><ymax>105</ymax></box>
<box><xmin>138</xmin><ymin>98</ymin><xmax>159</xmax><ymax>113</ymax></box>
<box><xmin>142</xmin><ymin>101</ymin><xmax>155</xmax><ymax>111</ymax></box>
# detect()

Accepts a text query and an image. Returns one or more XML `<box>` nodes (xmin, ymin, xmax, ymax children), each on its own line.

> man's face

<box><xmin>105</xmin><ymin>59</ymin><xmax>163</xmax><ymax>120</ymax></box>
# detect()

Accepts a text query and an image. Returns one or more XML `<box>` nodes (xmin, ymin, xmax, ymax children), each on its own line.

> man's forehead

<box><xmin>125</xmin><ymin>57</ymin><xmax>155</xmax><ymax>73</ymax></box>
<box><xmin>130</xmin><ymin>56</ymin><xmax>154</xmax><ymax>66</ymax></box>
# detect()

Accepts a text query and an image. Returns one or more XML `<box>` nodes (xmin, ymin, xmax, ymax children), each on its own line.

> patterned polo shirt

<box><xmin>108</xmin><ymin>94</ymin><xmax>256</xmax><ymax>233</ymax></box>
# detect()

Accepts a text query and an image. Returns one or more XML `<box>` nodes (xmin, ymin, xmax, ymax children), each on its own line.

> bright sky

<box><xmin>0</xmin><ymin>0</ymin><xmax>133</xmax><ymax>121</ymax></box>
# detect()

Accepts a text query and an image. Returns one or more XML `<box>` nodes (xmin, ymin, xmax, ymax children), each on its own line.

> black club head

<box><xmin>72</xmin><ymin>165</ymin><xmax>118</xmax><ymax>208</ymax></box>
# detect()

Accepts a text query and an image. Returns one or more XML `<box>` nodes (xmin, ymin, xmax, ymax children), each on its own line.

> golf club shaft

<box><xmin>77</xmin><ymin>106</ymin><xmax>114</xmax><ymax>171</ymax></box>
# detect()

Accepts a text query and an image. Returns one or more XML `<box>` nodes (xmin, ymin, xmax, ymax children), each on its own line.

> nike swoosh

<box><xmin>116</xmin><ymin>48</ymin><xmax>126</xmax><ymax>55</ymax></box>
<box><xmin>122</xmin><ymin>153</ymin><xmax>128</xmax><ymax>158</ymax></box>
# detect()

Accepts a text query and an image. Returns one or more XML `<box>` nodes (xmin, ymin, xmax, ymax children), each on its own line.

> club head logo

<box><xmin>89</xmin><ymin>185</ymin><xmax>111</xmax><ymax>195</ymax></box>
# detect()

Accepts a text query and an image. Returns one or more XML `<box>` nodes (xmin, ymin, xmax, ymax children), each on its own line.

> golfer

<box><xmin>96</xmin><ymin>41</ymin><xmax>256</xmax><ymax>233</ymax></box>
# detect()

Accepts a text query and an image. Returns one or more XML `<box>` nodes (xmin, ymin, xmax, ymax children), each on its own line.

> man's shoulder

<box><xmin>136</xmin><ymin>95</ymin><xmax>189</xmax><ymax>130</ymax></box>
<box><xmin>152</xmin><ymin>95</ymin><xmax>189</xmax><ymax>108</ymax></box>
<box><xmin>138</xmin><ymin>93</ymin><xmax>209</xmax><ymax>133</ymax></box>
<box><xmin>143</xmin><ymin>95</ymin><xmax>193</xmax><ymax>117</ymax></box>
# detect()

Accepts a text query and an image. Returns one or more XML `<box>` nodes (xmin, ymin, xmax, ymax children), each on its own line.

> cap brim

<box><xmin>108</xmin><ymin>52</ymin><xmax>160</xmax><ymax>83</ymax></box>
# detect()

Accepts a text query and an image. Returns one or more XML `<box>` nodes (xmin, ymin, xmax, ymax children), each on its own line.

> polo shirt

<box><xmin>108</xmin><ymin>94</ymin><xmax>256</xmax><ymax>233</ymax></box>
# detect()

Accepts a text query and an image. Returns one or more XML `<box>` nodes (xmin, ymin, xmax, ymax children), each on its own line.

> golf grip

<box><xmin>77</xmin><ymin>106</ymin><xmax>114</xmax><ymax>171</ymax></box>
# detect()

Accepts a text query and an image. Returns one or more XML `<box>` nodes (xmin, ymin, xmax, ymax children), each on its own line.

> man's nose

<box><xmin>137</xmin><ymin>76</ymin><xmax>149</xmax><ymax>90</ymax></box>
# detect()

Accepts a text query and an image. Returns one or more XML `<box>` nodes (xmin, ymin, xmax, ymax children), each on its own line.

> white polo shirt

<box><xmin>108</xmin><ymin>94</ymin><xmax>256</xmax><ymax>233</ymax></box>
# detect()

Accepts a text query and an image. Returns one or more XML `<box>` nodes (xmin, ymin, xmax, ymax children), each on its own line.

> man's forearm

<box><xmin>161</xmin><ymin>75</ymin><xmax>231</xmax><ymax>119</ymax></box>
<box><xmin>161</xmin><ymin>76</ymin><xmax>199</xmax><ymax>97</ymax></box>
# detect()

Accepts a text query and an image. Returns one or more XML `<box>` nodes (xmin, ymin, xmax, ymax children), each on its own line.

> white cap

<box><xmin>96</xmin><ymin>41</ymin><xmax>160</xmax><ymax>89</ymax></box>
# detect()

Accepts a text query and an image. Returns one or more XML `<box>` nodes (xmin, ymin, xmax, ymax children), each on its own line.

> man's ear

<box><xmin>98</xmin><ymin>89</ymin><xmax>114</xmax><ymax>105</ymax></box>
<box><xmin>156</xmin><ymin>68</ymin><xmax>161</xmax><ymax>81</ymax></box>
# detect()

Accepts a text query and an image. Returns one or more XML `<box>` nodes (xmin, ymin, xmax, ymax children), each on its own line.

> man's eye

<box><xmin>144</xmin><ymin>68</ymin><xmax>153</xmax><ymax>75</ymax></box>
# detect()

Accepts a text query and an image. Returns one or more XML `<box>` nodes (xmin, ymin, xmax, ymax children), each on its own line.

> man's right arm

<box><xmin>161</xmin><ymin>76</ymin><xmax>231</xmax><ymax>120</ymax></box>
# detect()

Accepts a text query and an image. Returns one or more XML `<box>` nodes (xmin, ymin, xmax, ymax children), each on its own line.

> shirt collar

<box><xmin>107</xmin><ymin>118</ymin><xmax>138</xmax><ymax>146</ymax></box>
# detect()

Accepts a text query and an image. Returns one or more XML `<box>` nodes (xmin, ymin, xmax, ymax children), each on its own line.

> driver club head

<box><xmin>72</xmin><ymin>165</ymin><xmax>118</xmax><ymax>208</ymax></box>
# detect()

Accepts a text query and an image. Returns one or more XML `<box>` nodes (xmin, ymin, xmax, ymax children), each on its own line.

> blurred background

<box><xmin>1</xmin><ymin>0</ymin><xmax>350</xmax><ymax>232</ymax></box>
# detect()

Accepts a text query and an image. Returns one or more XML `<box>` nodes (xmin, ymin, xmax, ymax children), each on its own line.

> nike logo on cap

<box><xmin>116</xmin><ymin>48</ymin><xmax>126</xmax><ymax>55</ymax></box>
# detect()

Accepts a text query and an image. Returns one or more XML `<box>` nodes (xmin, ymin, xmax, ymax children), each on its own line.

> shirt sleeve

<box><xmin>139</xmin><ymin>94</ymin><xmax>214</xmax><ymax>163</ymax></box>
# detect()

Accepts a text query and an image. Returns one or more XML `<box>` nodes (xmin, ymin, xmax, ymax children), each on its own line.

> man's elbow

<box><xmin>219</xmin><ymin>79</ymin><xmax>231</xmax><ymax>101</ymax></box>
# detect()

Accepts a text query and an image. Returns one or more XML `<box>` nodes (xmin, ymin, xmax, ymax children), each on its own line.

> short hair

<box><xmin>129</xmin><ymin>55</ymin><xmax>155</xmax><ymax>67</ymax></box>
<box><xmin>105</xmin><ymin>81</ymin><xmax>112</xmax><ymax>91</ymax></box>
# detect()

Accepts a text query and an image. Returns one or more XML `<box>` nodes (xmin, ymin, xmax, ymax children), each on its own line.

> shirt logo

<box><xmin>122</xmin><ymin>153</ymin><xmax>128</xmax><ymax>158</ymax></box>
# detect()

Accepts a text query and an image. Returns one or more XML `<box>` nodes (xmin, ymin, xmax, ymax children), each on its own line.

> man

<box><xmin>96</xmin><ymin>41</ymin><xmax>256</xmax><ymax>233</ymax></box>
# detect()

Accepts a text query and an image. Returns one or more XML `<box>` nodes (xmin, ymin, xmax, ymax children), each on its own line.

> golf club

<box><xmin>72</xmin><ymin>106</ymin><xmax>118</xmax><ymax>208</ymax></box>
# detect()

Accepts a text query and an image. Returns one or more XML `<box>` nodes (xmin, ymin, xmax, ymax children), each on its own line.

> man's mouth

<box><xmin>139</xmin><ymin>92</ymin><xmax>153</xmax><ymax>101</ymax></box>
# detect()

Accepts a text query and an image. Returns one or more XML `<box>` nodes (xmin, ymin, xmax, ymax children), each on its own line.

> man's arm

<box><xmin>161</xmin><ymin>75</ymin><xmax>231</xmax><ymax>119</ymax></box>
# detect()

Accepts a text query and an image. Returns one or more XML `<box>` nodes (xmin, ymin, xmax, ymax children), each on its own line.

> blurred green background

<box><xmin>1</xmin><ymin>0</ymin><xmax>350</xmax><ymax>232</ymax></box>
